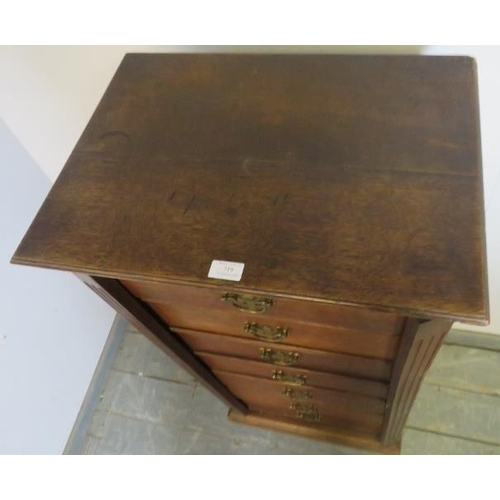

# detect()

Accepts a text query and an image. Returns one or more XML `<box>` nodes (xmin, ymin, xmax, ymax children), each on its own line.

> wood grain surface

<box><xmin>175</xmin><ymin>326</ymin><xmax>393</xmax><ymax>380</ymax></box>
<box><xmin>215</xmin><ymin>370</ymin><xmax>386</xmax><ymax>416</ymax></box>
<box><xmin>149</xmin><ymin>301</ymin><xmax>401</xmax><ymax>359</ymax></box>
<box><xmin>11</xmin><ymin>54</ymin><xmax>488</xmax><ymax>324</ymax></box>
<box><xmin>122</xmin><ymin>278</ymin><xmax>403</xmax><ymax>334</ymax></box>
<box><xmin>197</xmin><ymin>351</ymin><xmax>389</xmax><ymax>398</ymax></box>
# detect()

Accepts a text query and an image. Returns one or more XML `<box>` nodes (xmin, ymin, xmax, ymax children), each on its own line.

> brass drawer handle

<box><xmin>259</xmin><ymin>348</ymin><xmax>299</xmax><ymax>366</ymax></box>
<box><xmin>221</xmin><ymin>293</ymin><xmax>273</xmax><ymax>313</ymax></box>
<box><xmin>282</xmin><ymin>387</ymin><xmax>313</xmax><ymax>400</ymax></box>
<box><xmin>244</xmin><ymin>322</ymin><xmax>289</xmax><ymax>342</ymax></box>
<box><xmin>291</xmin><ymin>403</ymin><xmax>322</xmax><ymax>422</ymax></box>
<box><xmin>272</xmin><ymin>370</ymin><xmax>307</xmax><ymax>386</ymax></box>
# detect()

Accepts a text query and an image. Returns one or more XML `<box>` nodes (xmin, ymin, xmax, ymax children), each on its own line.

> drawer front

<box><xmin>215</xmin><ymin>371</ymin><xmax>384</xmax><ymax>433</ymax></box>
<box><xmin>251</xmin><ymin>406</ymin><xmax>384</xmax><ymax>435</ymax></box>
<box><xmin>175</xmin><ymin>327</ymin><xmax>392</xmax><ymax>381</ymax></box>
<box><xmin>216</xmin><ymin>371</ymin><xmax>385</xmax><ymax>415</ymax></box>
<box><xmin>197</xmin><ymin>352</ymin><xmax>389</xmax><ymax>399</ymax></box>
<box><xmin>122</xmin><ymin>279</ymin><xmax>403</xmax><ymax>335</ymax></box>
<box><xmin>150</xmin><ymin>302</ymin><xmax>400</xmax><ymax>360</ymax></box>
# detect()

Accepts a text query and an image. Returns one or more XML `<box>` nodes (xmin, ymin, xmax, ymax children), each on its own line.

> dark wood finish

<box><xmin>215</xmin><ymin>370</ymin><xmax>386</xmax><ymax>416</ymax></box>
<box><xmin>11</xmin><ymin>54</ymin><xmax>488</xmax><ymax>453</ymax></box>
<box><xmin>197</xmin><ymin>352</ymin><xmax>389</xmax><ymax>399</ymax></box>
<box><xmin>12</xmin><ymin>54</ymin><xmax>488</xmax><ymax>325</ymax></box>
<box><xmin>122</xmin><ymin>279</ymin><xmax>404</xmax><ymax>334</ymax></box>
<box><xmin>249</xmin><ymin>406</ymin><xmax>383</xmax><ymax>436</ymax></box>
<box><xmin>174</xmin><ymin>327</ymin><xmax>393</xmax><ymax>381</ymax></box>
<box><xmin>228</xmin><ymin>410</ymin><xmax>399</xmax><ymax>454</ymax></box>
<box><xmin>148</xmin><ymin>301</ymin><xmax>401</xmax><ymax>359</ymax></box>
<box><xmin>76</xmin><ymin>274</ymin><xmax>247</xmax><ymax>414</ymax></box>
<box><xmin>381</xmin><ymin>318</ymin><xmax>453</xmax><ymax>445</ymax></box>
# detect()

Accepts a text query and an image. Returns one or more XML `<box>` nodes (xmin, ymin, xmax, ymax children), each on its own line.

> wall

<box><xmin>0</xmin><ymin>46</ymin><xmax>161</xmax><ymax>454</ymax></box>
<box><xmin>0</xmin><ymin>119</ymin><xmax>115</xmax><ymax>454</ymax></box>
<box><xmin>0</xmin><ymin>46</ymin><xmax>163</xmax><ymax>181</ymax></box>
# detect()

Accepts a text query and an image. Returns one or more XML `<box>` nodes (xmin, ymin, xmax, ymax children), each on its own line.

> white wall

<box><xmin>0</xmin><ymin>119</ymin><xmax>115</xmax><ymax>454</ymax></box>
<box><xmin>0</xmin><ymin>46</ymin><xmax>162</xmax><ymax>181</ymax></box>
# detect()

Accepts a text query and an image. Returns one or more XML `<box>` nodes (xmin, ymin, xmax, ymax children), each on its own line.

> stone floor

<box><xmin>74</xmin><ymin>322</ymin><xmax>500</xmax><ymax>454</ymax></box>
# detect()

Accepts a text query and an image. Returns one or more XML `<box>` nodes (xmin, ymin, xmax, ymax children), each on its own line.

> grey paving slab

<box><xmin>176</xmin><ymin>429</ymin><xmax>239</xmax><ymax>454</ymax></box>
<box><xmin>65</xmin><ymin>314</ymin><xmax>126</xmax><ymax>455</ymax></box>
<box><xmin>82</xmin><ymin>436</ymin><xmax>102</xmax><ymax>455</ymax></box>
<box><xmin>232</xmin><ymin>434</ymin><xmax>280</xmax><ymax>454</ymax></box>
<box><xmin>85</xmin><ymin>411</ymin><xmax>180</xmax><ymax>454</ymax></box>
<box><xmin>424</xmin><ymin>345</ymin><xmax>500</xmax><ymax>396</ymax></box>
<box><xmin>445</xmin><ymin>329</ymin><xmax>500</xmax><ymax>352</ymax></box>
<box><xmin>271</xmin><ymin>433</ymin><xmax>354</xmax><ymax>455</ymax></box>
<box><xmin>87</xmin><ymin>409</ymin><xmax>109</xmax><ymax>439</ymax></box>
<box><xmin>402</xmin><ymin>428</ymin><xmax>500</xmax><ymax>455</ymax></box>
<box><xmin>407</xmin><ymin>383</ymin><xmax>500</xmax><ymax>445</ymax></box>
<box><xmin>184</xmin><ymin>383</ymin><xmax>276</xmax><ymax>442</ymax></box>
<box><xmin>113</xmin><ymin>330</ymin><xmax>195</xmax><ymax>384</ymax></box>
<box><xmin>96</xmin><ymin>370</ymin><xmax>195</xmax><ymax>428</ymax></box>
<box><xmin>85</xmin><ymin>440</ymin><xmax>123</xmax><ymax>455</ymax></box>
<box><xmin>126</xmin><ymin>324</ymin><xmax>141</xmax><ymax>335</ymax></box>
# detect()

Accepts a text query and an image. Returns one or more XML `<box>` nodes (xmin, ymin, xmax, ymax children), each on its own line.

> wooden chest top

<box><xmin>12</xmin><ymin>54</ymin><xmax>488</xmax><ymax>324</ymax></box>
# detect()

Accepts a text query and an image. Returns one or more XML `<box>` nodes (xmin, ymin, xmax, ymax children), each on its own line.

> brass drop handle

<box><xmin>282</xmin><ymin>387</ymin><xmax>313</xmax><ymax>400</ymax></box>
<box><xmin>272</xmin><ymin>370</ymin><xmax>307</xmax><ymax>386</ymax></box>
<box><xmin>244</xmin><ymin>322</ymin><xmax>289</xmax><ymax>342</ymax></box>
<box><xmin>291</xmin><ymin>403</ymin><xmax>321</xmax><ymax>422</ymax></box>
<box><xmin>221</xmin><ymin>293</ymin><xmax>273</xmax><ymax>313</ymax></box>
<box><xmin>259</xmin><ymin>348</ymin><xmax>299</xmax><ymax>366</ymax></box>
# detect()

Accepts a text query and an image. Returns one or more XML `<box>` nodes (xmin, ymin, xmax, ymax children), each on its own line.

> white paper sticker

<box><xmin>208</xmin><ymin>260</ymin><xmax>245</xmax><ymax>281</ymax></box>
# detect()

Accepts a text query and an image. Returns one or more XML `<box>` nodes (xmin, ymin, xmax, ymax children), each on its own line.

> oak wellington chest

<box><xmin>12</xmin><ymin>54</ymin><xmax>489</xmax><ymax>454</ymax></box>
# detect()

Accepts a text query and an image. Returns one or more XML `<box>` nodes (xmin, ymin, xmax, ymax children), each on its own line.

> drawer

<box><xmin>122</xmin><ymin>279</ymin><xmax>403</xmax><ymax>335</ymax></box>
<box><xmin>175</xmin><ymin>327</ymin><xmax>392</xmax><ymax>381</ymax></box>
<box><xmin>150</xmin><ymin>302</ymin><xmax>400</xmax><ymax>360</ymax></box>
<box><xmin>216</xmin><ymin>371</ymin><xmax>385</xmax><ymax>414</ymax></box>
<box><xmin>251</xmin><ymin>406</ymin><xmax>384</xmax><ymax>435</ymax></box>
<box><xmin>215</xmin><ymin>371</ymin><xmax>384</xmax><ymax>433</ymax></box>
<box><xmin>197</xmin><ymin>352</ymin><xmax>389</xmax><ymax>399</ymax></box>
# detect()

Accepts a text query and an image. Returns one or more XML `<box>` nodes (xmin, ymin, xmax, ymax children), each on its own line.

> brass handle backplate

<box><xmin>272</xmin><ymin>370</ymin><xmax>307</xmax><ymax>386</ymax></box>
<box><xmin>282</xmin><ymin>387</ymin><xmax>313</xmax><ymax>400</ymax></box>
<box><xmin>259</xmin><ymin>348</ymin><xmax>299</xmax><ymax>366</ymax></box>
<box><xmin>221</xmin><ymin>293</ymin><xmax>273</xmax><ymax>313</ymax></box>
<box><xmin>244</xmin><ymin>322</ymin><xmax>289</xmax><ymax>342</ymax></box>
<box><xmin>291</xmin><ymin>403</ymin><xmax>321</xmax><ymax>422</ymax></box>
